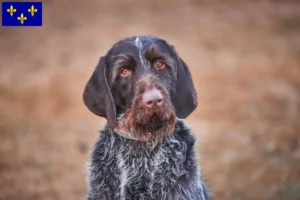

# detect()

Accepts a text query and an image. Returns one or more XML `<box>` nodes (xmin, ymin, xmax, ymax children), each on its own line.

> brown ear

<box><xmin>83</xmin><ymin>57</ymin><xmax>116</xmax><ymax>128</ymax></box>
<box><xmin>173</xmin><ymin>51</ymin><xmax>198</xmax><ymax>119</ymax></box>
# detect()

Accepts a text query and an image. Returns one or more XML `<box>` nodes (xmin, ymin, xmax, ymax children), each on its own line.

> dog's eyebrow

<box><xmin>145</xmin><ymin>45</ymin><xmax>175</xmax><ymax>67</ymax></box>
<box><xmin>111</xmin><ymin>54</ymin><xmax>132</xmax><ymax>65</ymax></box>
<box><xmin>111</xmin><ymin>54</ymin><xmax>135</xmax><ymax>69</ymax></box>
<box><xmin>110</xmin><ymin>54</ymin><xmax>135</xmax><ymax>81</ymax></box>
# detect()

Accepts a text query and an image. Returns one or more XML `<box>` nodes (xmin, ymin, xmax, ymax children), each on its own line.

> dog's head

<box><xmin>83</xmin><ymin>36</ymin><xmax>197</xmax><ymax>142</ymax></box>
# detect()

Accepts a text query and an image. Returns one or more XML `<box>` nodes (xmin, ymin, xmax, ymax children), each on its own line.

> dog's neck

<box><xmin>113</xmin><ymin>124</ymin><xmax>139</xmax><ymax>140</ymax></box>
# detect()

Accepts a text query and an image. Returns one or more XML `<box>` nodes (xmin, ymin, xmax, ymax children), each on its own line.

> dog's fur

<box><xmin>83</xmin><ymin>35</ymin><xmax>210</xmax><ymax>200</ymax></box>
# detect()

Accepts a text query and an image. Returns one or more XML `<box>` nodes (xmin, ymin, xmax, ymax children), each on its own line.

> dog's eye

<box><xmin>155</xmin><ymin>61</ymin><xmax>165</xmax><ymax>69</ymax></box>
<box><xmin>120</xmin><ymin>68</ymin><xmax>131</xmax><ymax>77</ymax></box>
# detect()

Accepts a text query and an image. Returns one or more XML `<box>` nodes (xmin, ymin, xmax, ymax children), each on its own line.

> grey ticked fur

<box><xmin>87</xmin><ymin>120</ymin><xmax>210</xmax><ymax>200</ymax></box>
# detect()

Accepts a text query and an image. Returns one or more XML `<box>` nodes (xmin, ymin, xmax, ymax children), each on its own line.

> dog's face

<box><xmin>83</xmin><ymin>36</ymin><xmax>197</xmax><ymax>142</ymax></box>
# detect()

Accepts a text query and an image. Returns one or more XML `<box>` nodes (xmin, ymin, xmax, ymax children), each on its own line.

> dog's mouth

<box><xmin>134</xmin><ymin>111</ymin><xmax>173</xmax><ymax>132</ymax></box>
<box><xmin>116</xmin><ymin>98</ymin><xmax>176</xmax><ymax>143</ymax></box>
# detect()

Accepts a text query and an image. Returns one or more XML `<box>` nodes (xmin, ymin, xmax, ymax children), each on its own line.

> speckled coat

<box><xmin>87</xmin><ymin>120</ymin><xmax>210</xmax><ymax>200</ymax></box>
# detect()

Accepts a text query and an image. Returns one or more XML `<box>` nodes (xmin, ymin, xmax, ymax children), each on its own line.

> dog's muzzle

<box><xmin>115</xmin><ymin>76</ymin><xmax>176</xmax><ymax>143</ymax></box>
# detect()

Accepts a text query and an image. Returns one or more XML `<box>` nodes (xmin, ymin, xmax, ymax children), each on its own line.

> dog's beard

<box><xmin>117</xmin><ymin>97</ymin><xmax>176</xmax><ymax>144</ymax></box>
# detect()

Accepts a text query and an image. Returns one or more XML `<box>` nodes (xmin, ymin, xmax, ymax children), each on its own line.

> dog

<box><xmin>83</xmin><ymin>35</ymin><xmax>210</xmax><ymax>200</ymax></box>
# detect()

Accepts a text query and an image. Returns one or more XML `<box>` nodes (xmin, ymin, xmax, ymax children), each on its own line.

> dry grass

<box><xmin>0</xmin><ymin>0</ymin><xmax>300</xmax><ymax>199</ymax></box>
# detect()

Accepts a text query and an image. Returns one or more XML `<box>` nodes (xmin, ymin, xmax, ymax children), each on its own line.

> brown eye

<box><xmin>155</xmin><ymin>61</ymin><xmax>165</xmax><ymax>69</ymax></box>
<box><xmin>120</xmin><ymin>68</ymin><xmax>131</xmax><ymax>77</ymax></box>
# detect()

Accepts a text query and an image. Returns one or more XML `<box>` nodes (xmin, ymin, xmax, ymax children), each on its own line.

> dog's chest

<box><xmin>116</xmin><ymin>137</ymin><xmax>188</xmax><ymax>199</ymax></box>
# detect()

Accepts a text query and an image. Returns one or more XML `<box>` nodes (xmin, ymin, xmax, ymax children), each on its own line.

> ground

<box><xmin>0</xmin><ymin>0</ymin><xmax>300</xmax><ymax>199</ymax></box>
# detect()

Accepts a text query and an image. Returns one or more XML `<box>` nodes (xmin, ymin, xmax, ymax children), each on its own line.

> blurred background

<box><xmin>0</xmin><ymin>0</ymin><xmax>300</xmax><ymax>199</ymax></box>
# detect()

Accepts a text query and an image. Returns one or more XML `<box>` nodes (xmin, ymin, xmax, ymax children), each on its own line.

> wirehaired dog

<box><xmin>83</xmin><ymin>35</ymin><xmax>210</xmax><ymax>200</ymax></box>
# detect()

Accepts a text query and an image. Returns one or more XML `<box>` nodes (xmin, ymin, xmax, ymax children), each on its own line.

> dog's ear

<box><xmin>173</xmin><ymin>50</ymin><xmax>198</xmax><ymax>119</ymax></box>
<box><xmin>83</xmin><ymin>57</ymin><xmax>116</xmax><ymax>128</ymax></box>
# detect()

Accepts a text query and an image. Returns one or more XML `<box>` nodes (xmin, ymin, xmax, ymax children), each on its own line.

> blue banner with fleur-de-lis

<box><xmin>2</xmin><ymin>2</ymin><xmax>42</xmax><ymax>26</ymax></box>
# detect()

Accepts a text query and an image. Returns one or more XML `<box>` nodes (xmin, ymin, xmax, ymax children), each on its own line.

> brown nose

<box><xmin>143</xmin><ymin>88</ymin><xmax>163</xmax><ymax>108</ymax></box>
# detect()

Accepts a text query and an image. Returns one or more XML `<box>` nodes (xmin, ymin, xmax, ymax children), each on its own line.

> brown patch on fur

<box><xmin>117</xmin><ymin>75</ymin><xmax>176</xmax><ymax>144</ymax></box>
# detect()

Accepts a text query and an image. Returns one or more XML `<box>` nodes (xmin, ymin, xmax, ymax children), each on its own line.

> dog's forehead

<box><xmin>109</xmin><ymin>36</ymin><xmax>170</xmax><ymax>56</ymax></box>
<box><xmin>133</xmin><ymin>35</ymin><xmax>155</xmax><ymax>50</ymax></box>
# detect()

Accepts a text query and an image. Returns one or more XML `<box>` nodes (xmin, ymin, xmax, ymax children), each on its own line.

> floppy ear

<box><xmin>173</xmin><ymin>53</ymin><xmax>198</xmax><ymax>119</ymax></box>
<box><xmin>83</xmin><ymin>57</ymin><xmax>117</xmax><ymax>128</ymax></box>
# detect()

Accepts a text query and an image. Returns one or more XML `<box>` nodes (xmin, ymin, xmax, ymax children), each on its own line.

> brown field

<box><xmin>0</xmin><ymin>0</ymin><xmax>300</xmax><ymax>199</ymax></box>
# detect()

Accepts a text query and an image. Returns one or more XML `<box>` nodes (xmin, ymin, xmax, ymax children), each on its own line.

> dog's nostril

<box><xmin>157</xmin><ymin>99</ymin><xmax>163</xmax><ymax>104</ymax></box>
<box><xmin>143</xmin><ymin>88</ymin><xmax>163</xmax><ymax>108</ymax></box>
<box><xmin>146</xmin><ymin>101</ymin><xmax>153</xmax><ymax>106</ymax></box>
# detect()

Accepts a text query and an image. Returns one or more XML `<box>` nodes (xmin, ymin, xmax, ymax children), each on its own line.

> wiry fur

<box><xmin>83</xmin><ymin>35</ymin><xmax>210</xmax><ymax>200</ymax></box>
<box><xmin>87</xmin><ymin>120</ymin><xmax>210</xmax><ymax>200</ymax></box>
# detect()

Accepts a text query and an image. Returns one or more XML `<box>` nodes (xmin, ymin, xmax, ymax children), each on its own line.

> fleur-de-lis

<box><xmin>7</xmin><ymin>5</ymin><xmax>16</xmax><ymax>16</ymax></box>
<box><xmin>28</xmin><ymin>5</ymin><xmax>38</xmax><ymax>16</ymax></box>
<box><xmin>17</xmin><ymin>13</ymin><xmax>27</xmax><ymax>24</ymax></box>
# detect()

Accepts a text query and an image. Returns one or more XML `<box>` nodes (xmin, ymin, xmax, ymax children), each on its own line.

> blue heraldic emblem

<box><xmin>2</xmin><ymin>2</ymin><xmax>42</xmax><ymax>26</ymax></box>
